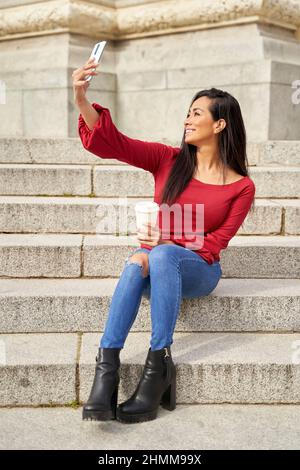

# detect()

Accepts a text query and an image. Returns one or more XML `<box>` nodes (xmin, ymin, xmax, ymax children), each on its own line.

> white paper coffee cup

<box><xmin>134</xmin><ymin>201</ymin><xmax>159</xmax><ymax>230</ymax></box>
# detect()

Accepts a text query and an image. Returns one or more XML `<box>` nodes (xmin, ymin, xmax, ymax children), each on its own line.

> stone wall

<box><xmin>0</xmin><ymin>0</ymin><xmax>299</xmax><ymax>141</ymax></box>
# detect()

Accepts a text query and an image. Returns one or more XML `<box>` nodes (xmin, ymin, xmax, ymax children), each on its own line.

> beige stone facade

<box><xmin>0</xmin><ymin>0</ymin><xmax>300</xmax><ymax>140</ymax></box>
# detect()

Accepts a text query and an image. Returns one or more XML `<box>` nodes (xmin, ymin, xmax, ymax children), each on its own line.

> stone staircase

<box><xmin>0</xmin><ymin>137</ymin><xmax>300</xmax><ymax>409</ymax></box>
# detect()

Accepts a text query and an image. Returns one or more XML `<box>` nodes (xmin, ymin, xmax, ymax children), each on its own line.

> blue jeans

<box><xmin>99</xmin><ymin>244</ymin><xmax>222</xmax><ymax>351</ymax></box>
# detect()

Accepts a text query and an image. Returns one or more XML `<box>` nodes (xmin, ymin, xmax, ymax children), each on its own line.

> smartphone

<box><xmin>85</xmin><ymin>41</ymin><xmax>107</xmax><ymax>82</ymax></box>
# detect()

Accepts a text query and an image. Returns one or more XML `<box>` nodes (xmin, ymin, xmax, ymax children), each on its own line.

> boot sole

<box><xmin>116</xmin><ymin>408</ymin><xmax>158</xmax><ymax>423</ymax></box>
<box><xmin>82</xmin><ymin>408</ymin><xmax>116</xmax><ymax>421</ymax></box>
<box><xmin>116</xmin><ymin>402</ymin><xmax>176</xmax><ymax>423</ymax></box>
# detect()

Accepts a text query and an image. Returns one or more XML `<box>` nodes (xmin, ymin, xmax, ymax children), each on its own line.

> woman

<box><xmin>72</xmin><ymin>57</ymin><xmax>256</xmax><ymax>424</ymax></box>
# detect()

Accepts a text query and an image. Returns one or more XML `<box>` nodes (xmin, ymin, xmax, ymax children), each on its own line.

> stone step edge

<box><xmin>0</xmin><ymin>278</ymin><xmax>299</xmax><ymax>335</ymax></box>
<box><xmin>1</xmin><ymin>332</ymin><xmax>300</xmax><ymax>405</ymax></box>
<box><xmin>0</xmin><ymin>196</ymin><xmax>298</xmax><ymax>205</ymax></box>
<box><xmin>0</xmin><ymin>277</ymin><xmax>299</xmax><ymax>296</ymax></box>
<box><xmin>0</xmin><ymin>233</ymin><xmax>299</xmax><ymax>246</ymax></box>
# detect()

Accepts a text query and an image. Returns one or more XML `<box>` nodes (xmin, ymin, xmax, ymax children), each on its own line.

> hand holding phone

<box><xmin>85</xmin><ymin>41</ymin><xmax>107</xmax><ymax>82</ymax></box>
<box><xmin>72</xmin><ymin>41</ymin><xmax>107</xmax><ymax>104</ymax></box>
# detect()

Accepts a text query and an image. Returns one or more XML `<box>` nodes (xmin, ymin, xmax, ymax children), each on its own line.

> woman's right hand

<box><xmin>72</xmin><ymin>57</ymin><xmax>99</xmax><ymax>104</ymax></box>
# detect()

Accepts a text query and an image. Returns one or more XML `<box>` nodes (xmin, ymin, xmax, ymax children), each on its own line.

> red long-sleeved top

<box><xmin>78</xmin><ymin>102</ymin><xmax>256</xmax><ymax>265</ymax></box>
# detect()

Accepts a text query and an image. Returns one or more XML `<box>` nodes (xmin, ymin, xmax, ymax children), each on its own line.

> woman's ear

<box><xmin>214</xmin><ymin>118</ymin><xmax>226</xmax><ymax>133</ymax></box>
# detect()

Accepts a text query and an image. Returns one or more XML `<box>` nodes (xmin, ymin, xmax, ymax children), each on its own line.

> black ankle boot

<box><xmin>82</xmin><ymin>347</ymin><xmax>121</xmax><ymax>421</ymax></box>
<box><xmin>116</xmin><ymin>345</ymin><xmax>176</xmax><ymax>423</ymax></box>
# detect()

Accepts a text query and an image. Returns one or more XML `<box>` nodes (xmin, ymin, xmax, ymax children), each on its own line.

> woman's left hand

<box><xmin>136</xmin><ymin>222</ymin><xmax>162</xmax><ymax>247</ymax></box>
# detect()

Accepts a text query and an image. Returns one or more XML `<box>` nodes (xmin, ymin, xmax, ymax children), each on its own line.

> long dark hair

<box><xmin>160</xmin><ymin>88</ymin><xmax>255</xmax><ymax>216</ymax></box>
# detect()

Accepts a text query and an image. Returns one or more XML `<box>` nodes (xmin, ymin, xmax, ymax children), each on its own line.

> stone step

<box><xmin>1</xmin><ymin>331</ymin><xmax>300</xmax><ymax>405</ymax></box>
<box><xmin>0</xmin><ymin>196</ymin><xmax>298</xmax><ymax>235</ymax></box>
<box><xmin>0</xmin><ymin>164</ymin><xmax>92</xmax><ymax>196</ymax></box>
<box><xmin>0</xmin><ymin>164</ymin><xmax>299</xmax><ymax>197</ymax></box>
<box><xmin>1</xmin><ymin>138</ymin><xmax>300</xmax><ymax>167</ymax></box>
<box><xmin>1</xmin><ymin>404</ymin><xmax>300</xmax><ymax>449</ymax></box>
<box><xmin>0</xmin><ymin>278</ymin><xmax>299</xmax><ymax>334</ymax></box>
<box><xmin>0</xmin><ymin>234</ymin><xmax>299</xmax><ymax>278</ymax></box>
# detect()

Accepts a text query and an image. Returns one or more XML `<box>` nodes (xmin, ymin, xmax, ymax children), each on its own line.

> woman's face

<box><xmin>184</xmin><ymin>96</ymin><xmax>223</xmax><ymax>145</ymax></box>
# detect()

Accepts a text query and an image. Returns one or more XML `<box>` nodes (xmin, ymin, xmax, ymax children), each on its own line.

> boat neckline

<box><xmin>191</xmin><ymin>175</ymin><xmax>248</xmax><ymax>187</ymax></box>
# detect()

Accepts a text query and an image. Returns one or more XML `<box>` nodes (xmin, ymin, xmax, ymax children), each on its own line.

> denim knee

<box><xmin>148</xmin><ymin>243</ymin><xmax>175</xmax><ymax>264</ymax></box>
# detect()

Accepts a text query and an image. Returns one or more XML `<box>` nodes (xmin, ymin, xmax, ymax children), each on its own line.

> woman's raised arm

<box><xmin>78</xmin><ymin>101</ymin><xmax>174</xmax><ymax>175</ymax></box>
<box><xmin>72</xmin><ymin>60</ymin><xmax>176</xmax><ymax>175</ymax></box>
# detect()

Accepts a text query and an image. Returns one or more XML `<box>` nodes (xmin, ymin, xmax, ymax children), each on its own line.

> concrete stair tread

<box><xmin>0</xmin><ymin>233</ymin><xmax>83</xmax><ymax>246</ymax></box>
<box><xmin>1</xmin><ymin>332</ymin><xmax>77</xmax><ymax>365</ymax></box>
<box><xmin>1</xmin><ymin>138</ymin><xmax>300</xmax><ymax>168</ymax></box>
<box><xmin>0</xmin><ymin>277</ymin><xmax>299</xmax><ymax>334</ymax></box>
<box><xmin>0</xmin><ymin>276</ymin><xmax>299</xmax><ymax>296</ymax></box>
<box><xmin>0</xmin><ymin>164</ymin><xmax>299</xmax><ymax>197</ymax></box>
<box><xmin>0</xmin><ymin>233</ymin><xmax>299</xmax><ymax>246</ymax></box>
<box><xmin>1</xmin><ymin>163</ymin><xmax>299</xmax><ymax>171</ymax></box>
<box><xmin>1</xmin><ymin>330</ymin><xmax>299</xmax><ymax>365</ymax></box>
<box><xmin>0</xmin><ymin>196</ymin><xmax>298</xmax><ymax>238</ymax></box>
<box><xmin>2</xmin><ymin>332</ymin><xmax>300</xmax><ymax>405</ymax></box>
<box><xmin>0</xmin><ymin>234</ymin><xmax>298</xmax><ymax>279</ymax></box>
<box><xmin>0</xmin><ymin>163</ymin><xmax>92</xmax><ymax>169</ymax></box>
<box><xmin>1</xmin><ymin>404</ymin><xmax>300</xmax><ymax>450</ymax></box>
<box><xmin>0</xmin><ymin>195</ymin><xmax>153</xmax><ymax>203</ymax></box>
<box><xmin>0</xmin><ymin>195</ymin><xmax>298</xmax><ymax>205</ymax></box>
<box><xmin>81</xmin><ymin>331</ymin><xmax>300</xmax><ymax>364</ymax></box>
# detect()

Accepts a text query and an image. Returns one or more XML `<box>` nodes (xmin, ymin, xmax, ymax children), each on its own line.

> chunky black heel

<box><xmin>82</xmin><ymin>347</ymin><xmax>121</xmax><ymax>421</ymax></box>
<box><xmin>161</xmin><ymin>376</ymin><xmax>176</xmax><ymax>411</ymax></box>
<box><xmin>110</xmin><ymin>385</ymin><xmax>119</xmax><ymax>419</ymax></box>
<box><xmin>116</xmin><ymin>346</ymin><xmax>176</xmax><ymax>423</ymax></box>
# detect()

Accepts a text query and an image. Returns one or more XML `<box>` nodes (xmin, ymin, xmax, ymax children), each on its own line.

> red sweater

<box><xmin>78</xmin><ymin>102</ymin><xmax>256</xmax><ymax>265</ymax></box>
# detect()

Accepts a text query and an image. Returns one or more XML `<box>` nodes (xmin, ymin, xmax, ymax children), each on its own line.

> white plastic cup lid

<box><xmin>134</xmin><ymin>201</ymin><xmax>159</xmax><ymax>213</ymax></box>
